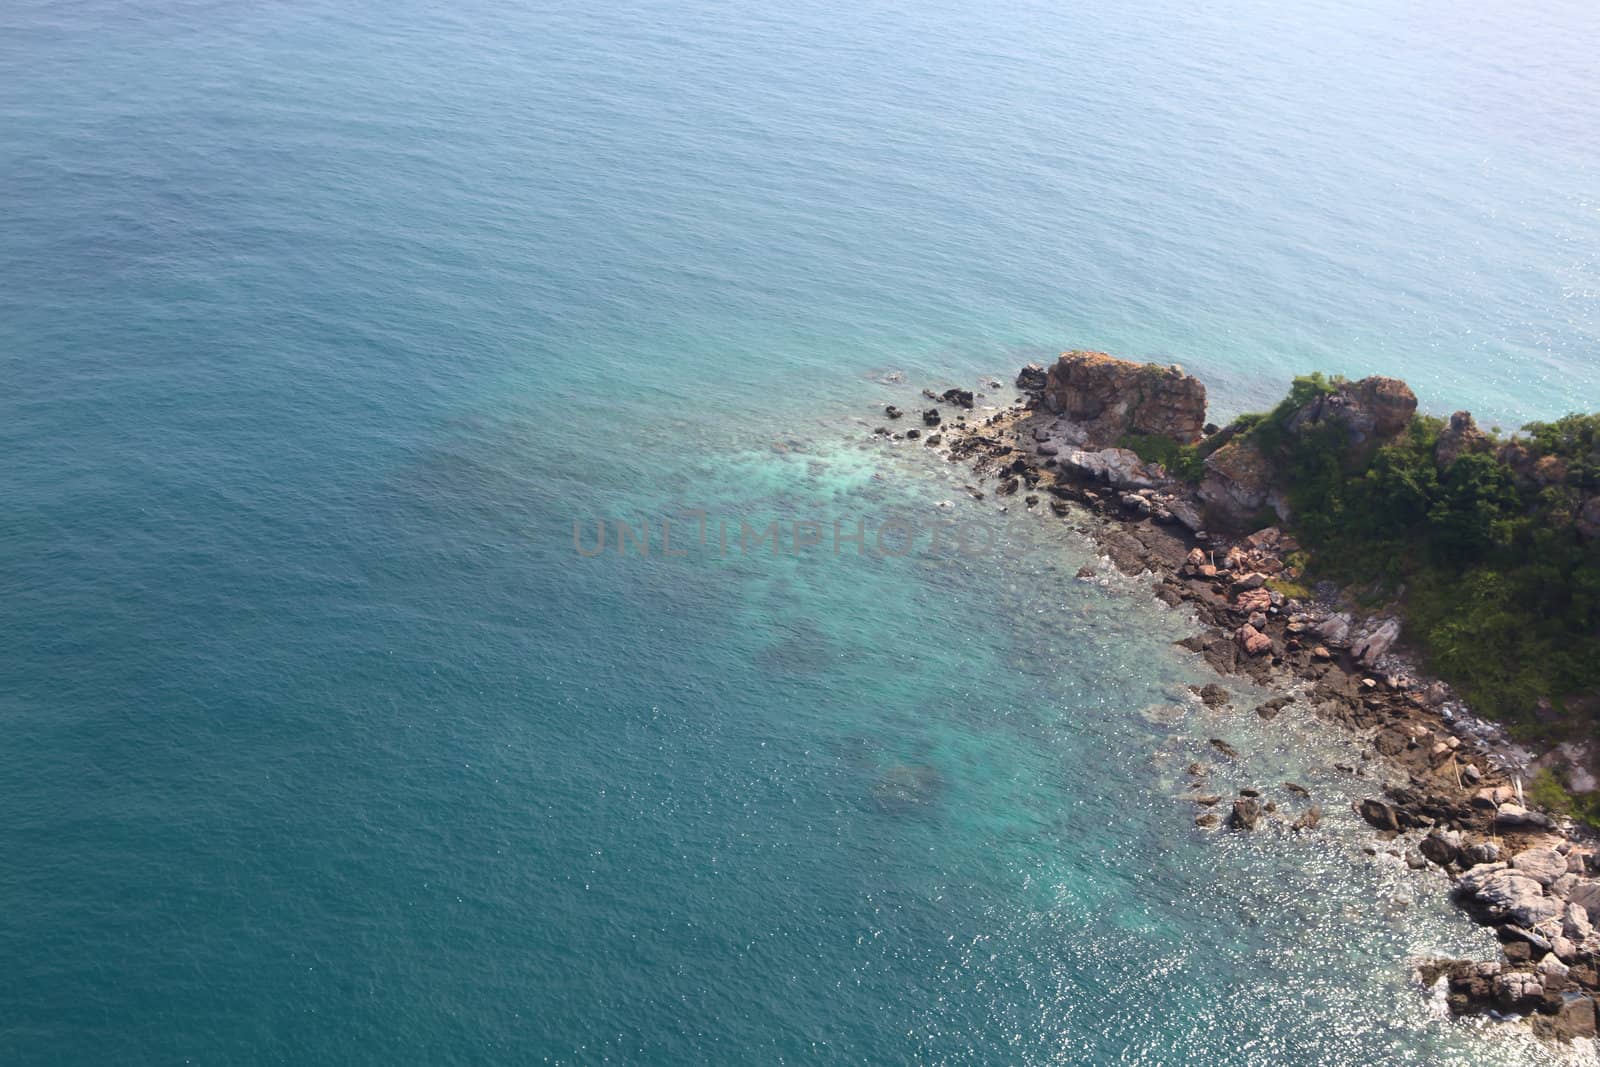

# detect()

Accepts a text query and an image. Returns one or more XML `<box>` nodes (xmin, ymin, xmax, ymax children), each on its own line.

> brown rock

<box><xmin>1533</xmin><ymin>993</ymin><xmax>1598</xmax><ymax>1042</ymax></box>
<box><xmin>1357</xmin><ymin>797</ymin><xmax>1401</xmax><ymax>831</ymax></box>
<box><xmin>1041</xmin><ymin>351</ymin><xmax>1208</xmax><ymax>445</ymax></box>
<box><xmin>1234</xmin><ymin>587</ymin><xmax>1272</xmax><ymax>614</ymax></box>
<box><xmin>1435</xmin><ymin>411</ymin><xmax>1491</xmax><ymax>469</ymax></box>
<box><xmin>1237</xmin><ymin>624</ymin><xmax>1272</xmax><ymax>656</ymax></box>
<box><xmin>1228</xmin><ymin>797</ymin><xmax>1263</xmax><ymax>830</ymax></box>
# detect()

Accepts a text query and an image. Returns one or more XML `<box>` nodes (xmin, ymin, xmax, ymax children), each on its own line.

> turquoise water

<box><xmin>3</xmin><ymin>0</ymin><xmax>1598</xmax><ymax>1062</ymax></box>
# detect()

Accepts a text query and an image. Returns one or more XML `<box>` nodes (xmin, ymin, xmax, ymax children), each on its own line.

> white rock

<box><xmin>1566</xmin><ymin>901</ymin><xmax>1595</xmax><ymax>940</ymax></box>
<box><xmin>1468</xmin><ymin>869</ymin><xmax>1562</xmax><ymax>927</ymax></box>
<box><xmin>1513</xmin><ymin>847</ymin><xmax>1569</xmax><ymax>888</ymax></box>
<box><xmin>1569</xmin><ymin>880</ymin><xmax>1600</xmax><ymax>927</ymax></box>
<box><xmin>1353</xmin><ymin>618</ymin><xmax>1401</xmax><ymax>665</ymax></box>
<box><xmin>1537</xmin><ymin>954</ymin><xmax>1570</xmax><ymax>981</ymax></box>
<box><xmin>1316</xmin><ymin>613</ymin><xmax>1352</xmax><ymax>645</ymax></box>
<box><xmin>1494</xmin><ymin>803</ymin><xmax>1553</xmax><ymax>829</ymax></box>
<box><xmin>1458</xmin><ymin>862</ymin><xmax>1508</xmax><ymax>892</ymax></box>
<box><xmin>1062</xmin><ymin>448</ymin><xmax>1163</xmax><ymax>490</ymax></box>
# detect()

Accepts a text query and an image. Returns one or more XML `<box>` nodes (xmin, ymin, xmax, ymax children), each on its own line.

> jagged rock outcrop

<box><xmin>1436</xmin><ymin>411</ymin><xmax>1492</xmax><ymax>469</ymax></box>
<box><xmin>1512</xmin><ymin>848</ymin><xmax>1568</xmax><ymax>888</ymax></box>
<box><xmin>1042</xmin><ymin>351</ymin><xmax>1207</xmax><ymax>446</ymax></box>
<box><xmin>1284</xmin><ymin>376</ymin><xmax>1417</xmax><ymax>454</ymax></box>
<box><xmin>1015</xmin><ymin>363</ymin><xmax>1048</xmax><ymax>392</ymax></box>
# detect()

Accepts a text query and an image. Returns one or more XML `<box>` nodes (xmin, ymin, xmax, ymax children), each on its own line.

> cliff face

<box><xmin>1042</xmin><ymin>350</ymin><xmax>1207</xmax><ymax>446</ymax></box>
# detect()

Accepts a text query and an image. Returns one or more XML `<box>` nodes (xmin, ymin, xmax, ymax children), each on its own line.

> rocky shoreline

<box><xmin>872</xmin><ymin>352</ymin><xmax>1600</xmax><ymax>1045</ymax></box>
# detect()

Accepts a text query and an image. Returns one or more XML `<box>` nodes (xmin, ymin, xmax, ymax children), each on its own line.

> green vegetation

<box><xmin>1265</xmin><ymin>578</ymin><xmax>1313</xmax><ymax>601</ymax></box>
<box><xmin>1529</xmin><ymin>768</ymin><xmax>1600</xmax><ymax>830</ymax></box>
<box><xmin>1117</xmin><ymin>433</ymin><xmax>1207</xmax><ymax>482</ymax></box>
<box><xmin>1233</xmin><ymin>378</ymin><xmax>1600</xmax><ymax>750</ymax></box>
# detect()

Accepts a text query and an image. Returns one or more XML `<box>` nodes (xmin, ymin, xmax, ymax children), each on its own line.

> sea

<box><xmin>3</xmin><ymin>0</ymin><xmax>1599</xmax><ymax>1062</ymax></box>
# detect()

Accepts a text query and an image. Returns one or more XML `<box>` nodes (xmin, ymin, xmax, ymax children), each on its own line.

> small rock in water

<box><xmin>1209</xmin><ymin>738</ymin><xmax>1241</xmax><ymax>759</ymax></box>
<box><xmin>1291</xmin><ymin>805</ymin><xmax>1322</xmax><ymax>832</ymax></box>
<box><xmin>1228</xmin><ymin>797</ymin><xmax>1263</xmax><ymax>831</ymax></box>
<box><xmin>1256</xmin><ymin>697</ymin><xmax>1291</xmax><ymax>721</ymax></box>
<box><xmin>1357</xmin><ymin>797</ymin><xmax>1400</xmax><ymax>831</ymax></box>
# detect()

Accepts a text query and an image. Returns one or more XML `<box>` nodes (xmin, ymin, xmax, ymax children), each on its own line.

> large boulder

<box><xmin>1420</xmin><ymin>829</ymin><xmax>1462</xmax><ymax>867</ymax></box>
<box><xmin>1460</xmin><ymin>864</ymin><xmax>1563</xmax><ymax>927</ymax></box>
<box><xmin>1494</xmin><ymin>803</ymin><xmax>1554</xmax><ymax>830</ymax></box>
<box><xmin>1315</xmin><ymin>613</ymin><xmax>1353</xmax><ymax>646</ymax></box>
<box><xmin>1197</xmin><ymin>438</ymin><xmax>1287</xmax><ymax>529</ymax></box>
<box><xmin>1042</xmin><ymin>351</ymin><xmax>1207</xmax><ymax>446</ymax></box>
<box><xmin>1353</xmin><ymin>618</ymin><xmax>1401</xmax><ymax>666</ymax></box>
<box><xmin>1357</xmin><ymin>797</ymin><xmax>1401</xmax><ymax>831</ymax></box>
<box><xmin>1569</xmin><ymin>880</ymin><xmax>1600</xmax><ymax>927</ymax></box>
<box><xmin>1512</xmin><ymin>848</ymin><xmax>1569</xmax><ymax>888</ymax></box>
<box><xmin>1061</xmin><ymin>447</ymin><xmax>1166</xmax><ymax>490</ymax></box>
<box><xmin>1228</xmin><ymin>797</ymin><xmax>1263</xmax><ymax>830</ymax></box>
<box><xmin>1015</xmin><ymin>363</ymin><xmax>1048</xmax><ymax>392</ymax></box>
<box><xmin>1534</xmin><ymin>992</ymin><xmax>1599</xmax><ymax>1042</ymax></box>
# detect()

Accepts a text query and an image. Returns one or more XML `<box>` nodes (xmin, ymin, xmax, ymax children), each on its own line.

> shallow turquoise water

<box><xmin>2</xmin><ymin>0</ymin><xmax>1598</xmax><ymax>1062</ymax></box>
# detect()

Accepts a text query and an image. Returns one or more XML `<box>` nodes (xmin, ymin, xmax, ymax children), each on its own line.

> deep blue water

<box><xmin>3</xmin><ymin>0</ymin><xmax>1598</xmax><ymax>1062</ymax></box>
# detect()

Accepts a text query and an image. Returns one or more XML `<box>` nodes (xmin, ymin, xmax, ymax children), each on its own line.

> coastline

<box><xmin>873</xmin><ymin>358</ymin><xmax>1600</xmax><ymax>1045</ymax></box>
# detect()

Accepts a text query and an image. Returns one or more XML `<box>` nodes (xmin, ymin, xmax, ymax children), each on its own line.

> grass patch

<box><xmin>1528</xmin><ymin>768</ymin><xmax>1600</xmax><ymax>830</ymax></box>
<box><xmin>1266</xmin><ymin>578</ymin><xmax>1313</xmax><ymax>601</ymax></box>
<box><xmin>1117</xmin><ymin>433</ymin><xmax>1206</xmax><ymax>483</ymax></box>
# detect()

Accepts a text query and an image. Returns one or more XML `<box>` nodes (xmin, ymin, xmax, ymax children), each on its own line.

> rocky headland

<box><xmin>872</xmin><ymin>350</ymin><xmax>1600</xmax><ymax>1044</ymax></box>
